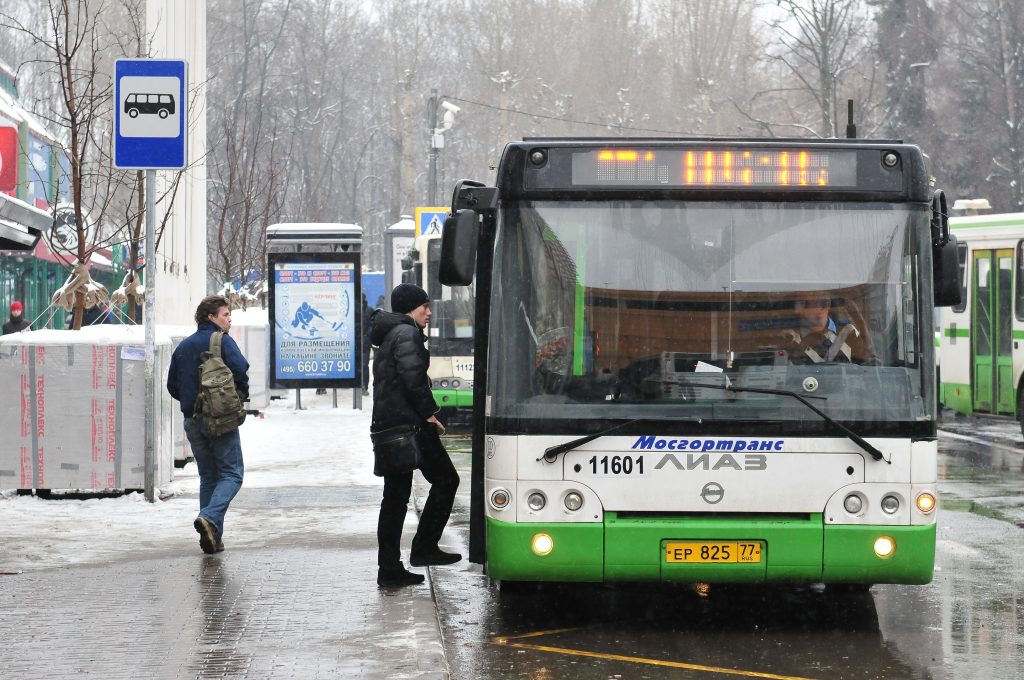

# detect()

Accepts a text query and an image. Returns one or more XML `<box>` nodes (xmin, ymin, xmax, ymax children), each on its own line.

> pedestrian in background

<box><xmin>370</xmin><ymin>283</ymin><xmax>460</xmax><ymax>588</ymax></box>
<box><xmin>167</xmin><ymin>295</ymin><xmax>249</xmax><ymax>554</ymax></box>
<box><xmin>2</xmin><ymin>301</ymin><xmax>30</xmax><ymax>334</ymax></box>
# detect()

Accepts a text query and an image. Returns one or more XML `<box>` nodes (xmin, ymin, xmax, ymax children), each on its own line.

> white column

<box><xmin>146</xmin><ymin>0</ymin><xmax>207</xmax><ymax>325</ymax></box>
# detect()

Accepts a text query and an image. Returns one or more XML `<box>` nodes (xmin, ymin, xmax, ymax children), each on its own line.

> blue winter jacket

<box><xmin>167</xmin><ymin>321</ymin><xmax>250</xmax><ymax>416</ymax></box>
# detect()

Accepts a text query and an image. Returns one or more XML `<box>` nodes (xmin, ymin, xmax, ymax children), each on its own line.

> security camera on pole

<box><xmin>113</xmin><ymin>59</ymin><xmax>188</xmax><ymax>503</ymax></box>
<box><xmin>428</xmin><ymin>90</ymin><xmax>460</xmax><ymax>206</ymax></box>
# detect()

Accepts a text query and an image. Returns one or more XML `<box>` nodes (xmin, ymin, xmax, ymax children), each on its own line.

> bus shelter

<box><xmin>266</xmin><ymin>223</ymin><xmax>364</xmax><ymax>410</ymax></box>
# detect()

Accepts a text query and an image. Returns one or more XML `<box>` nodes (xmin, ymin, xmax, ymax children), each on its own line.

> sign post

<box><xmin>114</xmin><ymin>59</ymin><xmax>187</xmax><ymax>503</ymax></box>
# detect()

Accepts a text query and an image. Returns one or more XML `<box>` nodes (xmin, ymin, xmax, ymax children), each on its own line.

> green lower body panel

<box><xmin>432</xmin><ymin>389</ymin><xmax>473</xmax><ymax>408</ymax></box>
<box><xmin>822</xmin><ymin>523</ymin><xmax>935</xmax><ymax>584</ymax></box>
<box><xmin>941</xmin><ymin>382</ymin><xmax>972</xmax><ymax>414</ymax></box>
<box><xmin>608</xmin><ymin>513</ymin><xmax>823</xmax><ymax>583</ymax></box>
<box><xmin>486</xmin><ymin>517</ymin><xmax>603</xmax><ymax>581</ymax></box>
<box><xmin>485</xmin><ymin>515</ymin><xmax>935</xmax><ymax>585</ymax></box>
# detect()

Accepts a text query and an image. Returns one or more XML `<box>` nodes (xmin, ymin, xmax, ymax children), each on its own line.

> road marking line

<box><xmin>493</xmin><ymin>630</ymin><xmax>815</xmax><ymax>679</ymax></box>
<box><xmin>496</xmin><ymin>640</ymin><xmax>817</xmax><ymax>679</ymax></box>
<box><xmin>492</xmin><ymin>626</ymin><xmax>583</xmax><ymax>643</ymax></box>
<box><xmin>940</xmin><ymin>429</ymin><xmax>1024</xmax><ymax>457</ymax></box>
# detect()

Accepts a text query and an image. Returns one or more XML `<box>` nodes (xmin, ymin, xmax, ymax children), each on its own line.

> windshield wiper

<box><xmin>539</xmin><ymin>417</ymin><xmax>700</xmax><ymax>463</ymax></box>
<box><xmin>684</xmin><ymin>381</ymin><xmax>890</xmax><ymax>464</ymax></box>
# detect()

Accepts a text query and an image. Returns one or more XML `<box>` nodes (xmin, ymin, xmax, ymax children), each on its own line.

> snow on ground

<box><xmin>0</xmin><ymin>390</ymin><xmax>386</xmax><ymax>573</ymax></box>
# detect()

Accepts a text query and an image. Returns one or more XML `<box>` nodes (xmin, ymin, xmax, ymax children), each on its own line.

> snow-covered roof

<box><xmin>265</xmin><ymin>223</ymin><xmax>363</xmax><ymax>243</ymax></box>
<box><xmin>0</xmin><ymin>85</ymin><xmax>57</xmax><ymax>143</ymax></box>
<box><xmin>90</xmin><ymin>250</ymin><xmax>112</xmax><ymax>268</ymax></box>
<box><xmin>386</xmin><ymin>216</ymin><xmax>415</xmax><ymax>233</ymax></box>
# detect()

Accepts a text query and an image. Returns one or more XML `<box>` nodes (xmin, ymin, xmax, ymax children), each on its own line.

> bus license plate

<box><xmin>665</xmin><ymin>541</ymin><xmax>762</xmax><ymax>564</ymax></box>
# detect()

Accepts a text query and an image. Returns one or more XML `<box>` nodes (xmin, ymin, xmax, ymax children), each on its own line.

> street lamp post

<box><xmin>428</xmin><ymin>89</ymin><xmax>459</xmax><ymax>206</ymax></box>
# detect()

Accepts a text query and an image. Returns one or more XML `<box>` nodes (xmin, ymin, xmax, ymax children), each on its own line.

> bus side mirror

<box><xmin>933</xmin><ymin>233</ymin><xmax>961</xmax><ymax>307</ymax></box>
<box><xmin>440</xmin><ymin>210</ymin><xmax>478</xmax><ymax>286</ymax></box>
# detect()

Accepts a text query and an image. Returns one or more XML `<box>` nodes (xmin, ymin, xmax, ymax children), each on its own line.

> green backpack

<box><xmin>193</xmin><ymin>332</ymin><xmax>246</xmax><ymax>437</ymax></box>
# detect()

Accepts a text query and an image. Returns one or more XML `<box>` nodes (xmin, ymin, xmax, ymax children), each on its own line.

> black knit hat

<box><xmin>391</xmin><ymin>283</ymin><xmax>429</xmax><ymax>314</ymax></box>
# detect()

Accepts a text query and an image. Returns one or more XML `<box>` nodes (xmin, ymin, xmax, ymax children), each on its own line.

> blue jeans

<box><xmin>184</xmin><ymin>417</ymin><xmax>244</xmax><ymax>540</ymax></box>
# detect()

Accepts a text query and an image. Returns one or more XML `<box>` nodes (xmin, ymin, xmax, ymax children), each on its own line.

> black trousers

<box><xmin>377</xmin><ymin>426</ymin><xmax>460</xmax><ymax>570</ymax></box>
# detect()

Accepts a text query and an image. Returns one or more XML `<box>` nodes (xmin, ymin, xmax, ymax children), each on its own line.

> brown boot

<box><xmin>193</xmin><ymin>516</ymin><xmax>217</xmax><ymax>555</ymax></box>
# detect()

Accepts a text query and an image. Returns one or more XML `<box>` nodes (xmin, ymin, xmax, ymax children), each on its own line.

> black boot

<box><xmin>410</xmin><ymin>548</ymin><xmax>462</xmax><ymax>567</ymax></box>
<box><xmin>377</xmin><ymin>565</ymin><xmax>425</xmax><ymax>587</ymax></box>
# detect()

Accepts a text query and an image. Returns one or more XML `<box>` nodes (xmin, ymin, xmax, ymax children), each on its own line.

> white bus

<box><xmin>938</xmin><ymin>212</ymin><xmax>1024</xmax><ymax>431</ymax></box>
<box><xmin>440</xmin><ymin>138</ymin><xmax>959</xmax><ymax>588</ymax></box>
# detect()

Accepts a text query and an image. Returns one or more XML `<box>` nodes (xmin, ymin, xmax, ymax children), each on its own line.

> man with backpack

<box><xmin>167</xmin><ymin>295</ymin><xmax>250</xmax><ymax>554</ymax></box>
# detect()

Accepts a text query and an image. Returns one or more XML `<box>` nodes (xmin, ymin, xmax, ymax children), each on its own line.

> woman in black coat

<box><xmin>370</xmin><ymin>283</ymin><xmax>461</xmax><ymax>588</ymax></box>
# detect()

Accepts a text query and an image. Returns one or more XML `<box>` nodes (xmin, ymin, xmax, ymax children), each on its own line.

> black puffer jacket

<box><xmin>2</xmin><ymin>313</ymin><xmax>30</xmax><ymax>335</ymax></box>
<box><xmin>370</xmin><ymin>309</ymin><xmax>438</xmax><ymax>431</ymax></box>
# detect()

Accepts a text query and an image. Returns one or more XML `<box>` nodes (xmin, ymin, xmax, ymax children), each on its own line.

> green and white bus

<box><xmin>402</xmin><ymin>231</ymin><xmax>475</xmax><ymax>425</ymax></box>
<box><xmin>938</xmin><ymin>212</ymin><xmax>1024</xmax><ymax>431</ymax></box>
<box><xmin>440</xmin><ymin>138</ymin><xmax>959</xmax><ymax>587</ymax></box>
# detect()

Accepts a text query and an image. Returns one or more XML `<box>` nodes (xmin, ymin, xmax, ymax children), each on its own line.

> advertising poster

<box><xmin>0</xmin><ymin>126</ymin><xmax>17</xmax><ymax>195</ymax></box>
<box><xmin>269</xmin><ymin>253</ymin><xmax>361</xmax><ymax>389</ymax></box>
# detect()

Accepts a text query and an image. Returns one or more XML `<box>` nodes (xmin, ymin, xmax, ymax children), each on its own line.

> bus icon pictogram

<box><xmin>124</xmin><ymin>93</ymin><xmax>175</xmax><ymax>119</ymax></box>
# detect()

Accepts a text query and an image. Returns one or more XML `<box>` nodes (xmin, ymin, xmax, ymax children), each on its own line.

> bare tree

<box><xmin>206</xmin><ymin>0</ymin><xmax>293</xmax><ymax>288</ymax></box>
<box><xmin>2</xmin><ymin>0</ymin><xmax>192</xmax><ymax>327</ymax></box>
<box><xmin>766</xmin><ymin>0</ymin><xmax>875</xmax><ymax>137</ymax></box>
<box><xmin>653</xmin><ymin>0</ymin><xmax>758</xmax><ymax>134</ymax></box>
<box><xmin>2</xmin><ymin>1</ymin><xmax>124</xmax><ymax>328</ymax></box>
<box><xmin>943</xmin><ymin>0</ymin><xmax>1024</xmax><ymax>209</ymax></box>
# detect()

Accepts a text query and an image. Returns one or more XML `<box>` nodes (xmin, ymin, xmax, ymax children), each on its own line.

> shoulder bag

<box><xmin>370</xmin><ymin>424</ymin><xmax>422</xmax><ymax>477</ymax></box>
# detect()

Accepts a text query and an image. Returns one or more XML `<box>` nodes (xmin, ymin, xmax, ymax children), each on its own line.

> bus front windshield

<box><xmin>488</xmin><ymin>200</ymin><xmax>935</xmax><ymax>429</ymax></box>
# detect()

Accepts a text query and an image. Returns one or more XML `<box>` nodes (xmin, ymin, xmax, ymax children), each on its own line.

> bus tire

<box><xmin>497</xmin><ymin>579</ymin><xmax>531</xmax><ymax>594</ymax></box>
<box><xmin>827</xmin><ymin>583</ymin><xmax>873</xmax><ymax>594</ymax></box>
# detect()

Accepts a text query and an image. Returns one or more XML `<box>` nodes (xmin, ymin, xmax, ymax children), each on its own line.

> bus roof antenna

<box><xmin>846</xmin><ymin>100</ymin><xmax>857</xmax><ymax>139</ymax></box>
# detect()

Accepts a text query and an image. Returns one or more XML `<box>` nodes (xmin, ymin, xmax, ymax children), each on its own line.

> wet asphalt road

<box><xmin>427</xmin><ymin>414</ymin><xmax>1024</xmax><ymax>680</ymax></box>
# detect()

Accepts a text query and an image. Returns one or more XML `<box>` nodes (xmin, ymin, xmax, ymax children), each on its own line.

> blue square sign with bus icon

<box><xmin>114</xmin><ymin>59</ymin><xmax>187</xmax><ymax>169</ymax></box>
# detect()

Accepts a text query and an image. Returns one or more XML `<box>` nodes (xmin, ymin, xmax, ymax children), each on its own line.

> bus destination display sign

<box><xmin>571</xmin><ymin>147</ymin><xmax>859</xmax><ymax>188</ymax></box>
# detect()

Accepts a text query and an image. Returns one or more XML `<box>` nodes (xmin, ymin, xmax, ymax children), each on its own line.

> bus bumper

<box><xmin>484</xmin><ymin>515</ymin><xmax>935</xmax><ymax>584</ymax></box>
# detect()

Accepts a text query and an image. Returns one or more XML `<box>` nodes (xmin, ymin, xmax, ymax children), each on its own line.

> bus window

<box><xmin>1016</xmin><ymin>240</ymin><xmax>1024</xmax><ymax>320</ymax></box>
<box><xmin>954</xmin><ymin>241</ymin><xmax>968</xmax><ymax>314</ymax></box>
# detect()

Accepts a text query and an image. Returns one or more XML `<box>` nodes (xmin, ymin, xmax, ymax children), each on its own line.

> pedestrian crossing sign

<box><xmin>415</xmin><ymin>207</ymin><xmax>448</xmax><ymax>237</ymax></box>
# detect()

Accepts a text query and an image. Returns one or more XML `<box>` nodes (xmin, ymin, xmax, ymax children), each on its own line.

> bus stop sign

<box><xmin>113</xmin><ymin>59</ymin><xmax>187</xmax><ymax>169</ymax></box>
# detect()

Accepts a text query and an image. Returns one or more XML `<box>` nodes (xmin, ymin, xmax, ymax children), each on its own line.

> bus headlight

<box><xmin>873</xmin><ymin>536</ymin><xmax>896</xmax><ymax>558</ymax></box>
<box><xmin>527</xmin><ymin>491</ymin><xmax>547</xmax><ymax>511</ymax></box>
<box><xmin>881</xmin><ymin>495</ymin><xmax>900</xmax><ymax>515</ymax></box>
<box><xmin>916</xmin><ymin>492</ymin><xmax>936</xmax><ymax>514</ymax></box>
<box><xmin>843</xmin><ymin>493</ymin><xmax>863</xmax><ymax>514</ymax></box>
<box><xmin>489</xmin><ymin>488</ymin><xmax>510</xmax><ymax>510</ymax></box>
<box><xmin>531</xmin><ymin>533</ymin><xmax>554</xmax><ymax>556</ymax></box>
<box><xmin>564</xmin><ymin>491</ymin><xmax>584</xmax><ymax>511</ymax></box>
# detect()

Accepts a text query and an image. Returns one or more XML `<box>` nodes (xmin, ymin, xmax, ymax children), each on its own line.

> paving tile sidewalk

<box><xmin>0</xmin><ymin>540</ymin><xmax>446</xmax><ymax>679</ymax></box>
<box><xmin>0</xmin><ymin>396</ymin><xmax>450</xmax><ymax>679</ymax></box>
